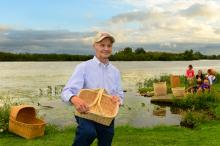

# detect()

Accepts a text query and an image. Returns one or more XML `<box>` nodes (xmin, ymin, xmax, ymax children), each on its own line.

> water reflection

<box><xmin>153</xmin><ymin>106</ymin><xmax>166</xmax><ymax>117</ymax></box>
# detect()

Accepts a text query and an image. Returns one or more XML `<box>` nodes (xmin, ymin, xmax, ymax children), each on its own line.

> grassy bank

<box><xmin>1</xmin><ymin>122</ymin><xmax>220</xmax><ymax>146</ymax></box>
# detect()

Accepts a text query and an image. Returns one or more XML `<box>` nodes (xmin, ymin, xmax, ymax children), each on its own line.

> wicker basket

<box><xmin>9</xmin><ymin>105</ymin><xmax>46</xmax><ymax>139</ymax></box>
<box><xmin>172</xmin><ymin>87</ymin><xmax>185</xmax><ymax>97</ymax></box>
<box><xmin>153</xmin><ymin>82</ymin><xmax>167</xmax><ymax>96</ymax></box>
<box><xmin>75</xmin><ymin>88</ymin><xmax>119</xmax><ymax>126</ymax></box>
<box><xmin>170</xmin><ymin>75</ymin><xmax>180</xmax><ymax>88</ymax></box>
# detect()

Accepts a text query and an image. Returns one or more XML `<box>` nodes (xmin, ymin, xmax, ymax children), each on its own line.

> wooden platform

<box><xmin>150</xmin><ymin>94</ymin><xmax>184</xmax><ymax>104</ymax></box>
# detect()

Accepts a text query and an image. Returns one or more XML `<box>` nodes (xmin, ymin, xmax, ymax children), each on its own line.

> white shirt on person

<box><xmin>208</xmin><ymin>75</ymin><xmax>216</xmax><ymax>85</ymax></box>
<box><xmin>61</xmin><ymin>56</ymin><xmax>124</xmax><ymax>105</ymax></box>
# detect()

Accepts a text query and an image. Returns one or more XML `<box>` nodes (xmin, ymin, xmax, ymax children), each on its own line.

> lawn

<box><xmin>1</xmin><ymin>121</ymin><xmax>220</xmax><ymax>146</ymax></box>
<box><xmin>1</xmin><ymin>74</ymin><xmax>220</xmax><ymax>146</ymax></box>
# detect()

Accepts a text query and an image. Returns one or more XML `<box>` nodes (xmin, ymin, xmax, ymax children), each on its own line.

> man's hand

<box><xmin>111</xmin><ymin>96</ymin><xmax>121</xmax><ymax>106</ymax></box>
<box><xmin>70</xmin><ymin>96</ymin><xmax>89</xmax><ymax>114</ymax></box>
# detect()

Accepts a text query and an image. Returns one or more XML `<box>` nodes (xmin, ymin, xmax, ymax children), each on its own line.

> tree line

<box><xmin>0</xmin><ymin>48</ymin><xmax>220</xmax><ymax>61</ymax></box>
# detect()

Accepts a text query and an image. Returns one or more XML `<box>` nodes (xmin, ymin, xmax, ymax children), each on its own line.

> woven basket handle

<box><xmin>88</xmin><ymin>88</ymin><xmax>104</xmax><ymax>115</ymax></box>
<box><xmin>89</xmin><ymin>89</ymin><xmax>101</xmax><ymax>107</ymax></box>
<box><xmin>97</xmin><ymin>89</ymin><xmax>104</xmax><ymax>114</ymax></box>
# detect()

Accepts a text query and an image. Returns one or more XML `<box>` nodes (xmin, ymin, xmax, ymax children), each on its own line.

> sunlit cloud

<box><xmin>1</xmin><ymin>0</ymin><xmax>220</xmax><ymax>54</ymax></box>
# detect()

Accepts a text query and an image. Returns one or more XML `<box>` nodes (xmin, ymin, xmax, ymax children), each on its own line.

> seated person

<box><xmin>187</xmin><ymin>70</ymin><xmax>204</xmax><ymax>93</ymax></box>
<box><xmin>196</xmin><ymin>70</ymin><xmax>204</xmax><ymax>86</ymax></box>
<box><xmin>207</xmin><ymin>69</ymin><xmax>216</xmax><ymax>85</ymax></box>
<box><xmin>197</xmin><ymin>77</ymin><xmax>210</xmax><ymax>93</ymax></box>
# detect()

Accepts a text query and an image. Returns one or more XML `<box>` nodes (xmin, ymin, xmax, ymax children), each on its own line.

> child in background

<box><xmin>186</xmin><ymin>65</ymin><xmax>195</xmax><ymax>86</ymax></box>
<box><xmin>197</xmin><ymin>76</ymin><xmax>210</xmax><ymax>93</ymax></box>
<box><xmin>196</xmin><ymin>70</ymin><xmax>204</xmax><ymax>86</ymax></box>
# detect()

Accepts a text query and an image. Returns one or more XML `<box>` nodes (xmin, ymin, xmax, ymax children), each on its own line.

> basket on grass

<box><xmin>153</xmin><ymin>82</ymin><xmax>167</xmax><ymax>96</ymax></box>
<box><xmin>172</xmin><ymin>87</ymin><xmax>185</xmax><ymax>97</ymax></box>
<box><xmin>75</xmin><ymin>88</ymin><xmax>119</xmax><ymax>126</ymax></box>
<box><xmin>9</xmin><ymin>105</ymin><xmax>46</xmax><ymax>139</ymax></box>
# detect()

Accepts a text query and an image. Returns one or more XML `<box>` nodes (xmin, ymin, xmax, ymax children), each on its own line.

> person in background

<box><xmin>207</xmin><ymin>69</ymin><xmax>216</xmax><ymax>86</ymax></box>
<box><xmin>190</xmin><ymin>69</ymin><xmax>204</xmax><ymax>93</ymax></box>
<box><xmin>197</xmin><ymin>76</ymin><xmax>210</xmax><ymax>93</ymax></box>
<box><xmin>61</xmin><ymin>32</ymin><xmax>124</xmax><ymax>146</ymax></box>
<box><xmin>196</xmin><ymin>70</ymin><xmax>204</xmax><ymax>86</ymax></box>
<box><xmin>185</xmin><ymin>64</ymin><xmax>195</xmax><ymax>86</ymax></box>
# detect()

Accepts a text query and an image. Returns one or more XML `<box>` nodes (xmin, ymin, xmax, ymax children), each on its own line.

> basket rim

<box><xmin>87</xmin><ymin>104</ymin><xmax>119</xmax><ymax>118</ymax></box>
<box><xmin>9</xmin><ymin>117</ymin><xmax>46</xmax><ymax>126</ymax></box>
<box><xmin>10</xmin><ymin>105</ymin><xmax>36</xmax><ymax>120</ymax></box>
<box><xmin>153</xmin><ymin>81</ymin><xmax>166</xmax><ymax>84</ymax></box>
<box><xmin>78</xmin><ymin>88</ymin><xmax>110</xmax><ymax>97</ymax></box>
<box><xmin>172</xmin><ymin>87</ymin><xmax>185</xmax><ymax>90</ymax></box>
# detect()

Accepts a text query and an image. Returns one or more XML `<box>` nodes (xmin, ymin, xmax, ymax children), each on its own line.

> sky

<box><xmin>0</xmin><ymin>0</ymin><xmax>220</xmax><ymax>54</ymax></box>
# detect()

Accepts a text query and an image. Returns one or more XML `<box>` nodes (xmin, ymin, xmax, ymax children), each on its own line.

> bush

<box><xmin>0</xmin><ymin>104</ymin><xmax>10</xmax><ymax>132</ymax></box>
<box><xmin>180</xmin><ymin>111</ymin><xmax>202</xmax><ymax>129</ymax></box>
<box><xmin>173</xmin><ymin>92</ymin><xmax>218</xmax><ymax>111</ymax></box>
<box><xmin>138</xmin><ymin>87</ymin><xmax>153</xmax><ymax>94</ymax></box>
<box><xmin>0</xmin><ymin>96</ymin><xmax>21</xmax><ymax>133</ymax></box>
<box><xmin>173</xmin><ymin>90</ymin><xmax>220</xmax><ymax>128</ymax></box>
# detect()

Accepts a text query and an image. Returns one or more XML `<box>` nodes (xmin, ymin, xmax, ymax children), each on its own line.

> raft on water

<box><xmin>150</xmin><ymin>94</ymin><xmax>184</xmax><ymax>104</ymax></box>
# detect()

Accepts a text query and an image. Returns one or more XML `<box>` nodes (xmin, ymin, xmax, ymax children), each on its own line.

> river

<box><xmin>1</xmin><ymin>60</ymin><xmax>220</xmax><ymax>127</ymax></box>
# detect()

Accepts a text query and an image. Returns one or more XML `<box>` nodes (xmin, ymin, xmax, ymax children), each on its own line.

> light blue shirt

<box><xmin>61</xmin><ymin>56</ymin><xmax>124</xmax><ymax>104</ymax></box>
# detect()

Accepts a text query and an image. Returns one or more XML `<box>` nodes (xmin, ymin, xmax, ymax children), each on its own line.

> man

<box><xmin>61</xmin><ymin>32</ymin><xmax>124</xmax><ymax>146</ymax></box>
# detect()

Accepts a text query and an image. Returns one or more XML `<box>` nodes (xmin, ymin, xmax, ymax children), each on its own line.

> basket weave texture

<box><xmin>172</xmin><ymin>87</ymin><xmax>185</xmax><ymax>97</ymax></box>
<box><xmin>9</xmin><ymin>105</ymin><xmax>46</xmax><ymax>139</ymax></box>
<box><xmin>153</xmin><ymin>82</ymin><xmax>167</xmax><ymax>96</ymax></box>
<box><xmin>170</xmin><ymin>75</ymin><xmax>180</xmax><ymax>88</ymax></box>
<box><xmin>75</xmin><ymin>88</ymin><xmax>119</xmax><ymax>126</ymax></box>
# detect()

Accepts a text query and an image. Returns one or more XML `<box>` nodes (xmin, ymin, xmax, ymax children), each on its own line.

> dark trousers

<box><xmin>72</xmin><ymin>116</ymin><xmax>114</xmax><ymax>146</ymax></box>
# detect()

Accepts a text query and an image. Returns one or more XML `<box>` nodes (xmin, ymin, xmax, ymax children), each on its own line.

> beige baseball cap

<box><xmin>93</xmin><ymin>32</ymin><xmax>115</xmax><ymax>44</ymax></box>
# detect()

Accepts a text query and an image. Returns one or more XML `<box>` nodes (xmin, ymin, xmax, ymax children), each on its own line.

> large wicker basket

<box><xmin>75</xmin><ymin>88</ymin><xmax>119</xmax><ymax>126</ymax></box>
<box><xmin>172</xmin><ymin>87</ymin><xmax>185</xmax><ymax>97</ymax></box>
<box><xmin>9</xmin><ymin>105</ymin><xmax>46</xmax><ymax>139</ymax></box>
<box><xmin>153</xmin><ymin>82</ymin><xmax>167</xmax><ymax>96</ymax></box>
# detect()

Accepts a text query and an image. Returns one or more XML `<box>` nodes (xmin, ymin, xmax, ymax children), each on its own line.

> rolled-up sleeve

<box><xmin>61</xmin><ymin>64</ymin><xmax>85</xmax><ymax>104</ymax></box>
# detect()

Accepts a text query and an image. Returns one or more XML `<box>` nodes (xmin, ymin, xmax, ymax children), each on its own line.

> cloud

<box><xmin>104</xmin><ymin>1</ymin><xmax>220</xmax><ymax>44</ymax></box>
<box><xmin>0</xmin><ymin>24</ymin><xmax>11</xmax><ymax>31</ymax></box>
<box><xmin>1</xmin><ymin>1</ymin><xmax>220</xmax><ymax>54</ymax></box>
<box><xmin>179</xmin><ymin>3</ymin><xmax>220</xmax><ymax>19</ymax></box>
<box><xmin>0</xmin><ymin>29</ymin><xmax>96</xmax><ymax>54</ymax></box>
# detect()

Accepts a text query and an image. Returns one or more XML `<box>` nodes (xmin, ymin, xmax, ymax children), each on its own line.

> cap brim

<box><xmin>95</xmin><ymin>36</ymin><xmax>115</xmax><ymax>43</ymax></box>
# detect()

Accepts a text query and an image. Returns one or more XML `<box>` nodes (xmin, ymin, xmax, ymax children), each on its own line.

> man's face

<box><xmin>94</xmin><ymin>37</ymin><xmax>113</xmax><ymax>60</ymax></box>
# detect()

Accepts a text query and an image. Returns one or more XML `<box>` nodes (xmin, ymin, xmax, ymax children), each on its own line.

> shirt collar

<box><xmin>93</xmin><ymin>56</ymin><xmax>110</xmax><ymax>67</ymax></box>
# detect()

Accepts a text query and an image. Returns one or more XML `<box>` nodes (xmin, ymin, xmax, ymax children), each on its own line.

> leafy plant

<box><xmin>173</xmin><ymin>92</ymin><xmax>218</xmax><ymax>111</ymax></box>
<box><xmin>0</xmin><ymin>96</ymin><xmax>21</xmax><ymax>133</ymax></box>
<box><xmin>138</xmin><ymin>87</ymin><xmax>153</xmax><ymax>94</ymax></box>
<box><xmin>180</xmin><ymin>111</ymin><xmax>203</xmax><ymax>129</ymax></box>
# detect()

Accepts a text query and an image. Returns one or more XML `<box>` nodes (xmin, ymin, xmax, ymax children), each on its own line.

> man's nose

<box><xmin>103</xmin><ymin>46</ymin><xmax>109</xmax><ymax>50</ymax></box>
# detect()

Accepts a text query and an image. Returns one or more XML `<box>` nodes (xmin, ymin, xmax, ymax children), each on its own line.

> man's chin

<box><xmin>102</xmin><ymin>54</ymin><xmax>111</xmax><ymax>59</ymax></box>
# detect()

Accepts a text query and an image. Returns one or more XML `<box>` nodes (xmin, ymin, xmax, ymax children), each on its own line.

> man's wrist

<box><xmin>69</xmin><ymin>96</ymin><xmax>75</xmax><ymax>104</ymax></box>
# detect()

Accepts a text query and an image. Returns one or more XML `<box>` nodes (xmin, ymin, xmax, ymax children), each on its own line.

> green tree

<box><xmin>135</xmin><ymin>48</ymin><xmax>145</xmax><ymax>54</ymax></box>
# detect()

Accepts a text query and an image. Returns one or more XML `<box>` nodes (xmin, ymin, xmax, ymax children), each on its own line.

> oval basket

<box><xmin>75</xmin><ymin>88</ymin><xmax>119</xmax><ymax>126</ymax></box>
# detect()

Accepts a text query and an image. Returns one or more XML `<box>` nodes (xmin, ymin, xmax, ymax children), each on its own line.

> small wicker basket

<box><xmin>9</xmin><ymin>105</ymin><xmax>46</xmax><ymax>139</ymax></box>
<box><xmin>172</xmin><ymin>87</ymin><xmax>185</xmax><ymax>97</ymax></box>
<box><xmin>75</xmin><ymin>88</ymin><xmax>119</xmax><ymax>126</ymax></box>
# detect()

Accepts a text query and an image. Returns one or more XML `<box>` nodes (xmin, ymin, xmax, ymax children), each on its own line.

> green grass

<box><xmin>1</xmin><ymin>122</ymin><xmax>220</xmax><ymax>146</ymax></box>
